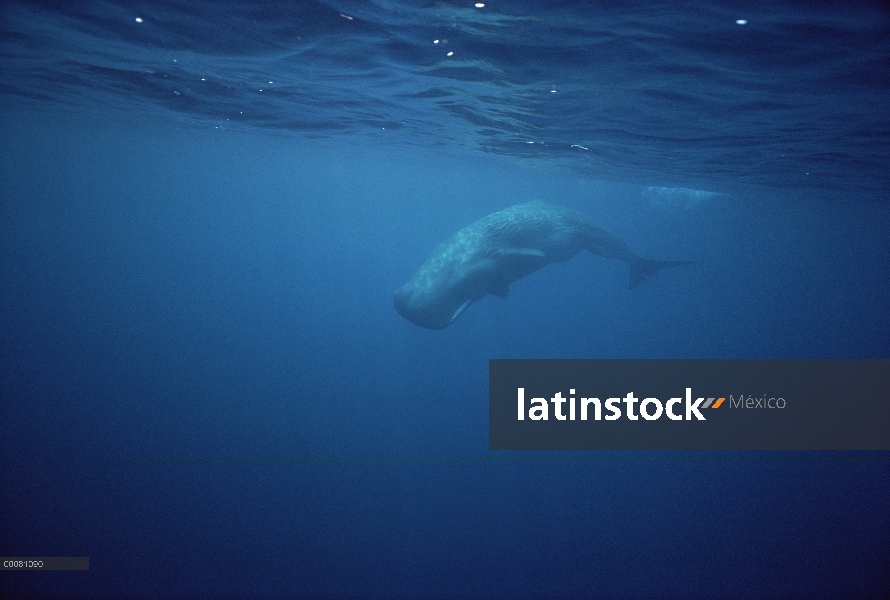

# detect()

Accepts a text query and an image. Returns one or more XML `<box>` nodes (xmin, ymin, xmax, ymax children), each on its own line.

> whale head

<box><xmin>393</xmin><ymin>283</ymin><xmax>469</xmax><ymax>330</ymax></box>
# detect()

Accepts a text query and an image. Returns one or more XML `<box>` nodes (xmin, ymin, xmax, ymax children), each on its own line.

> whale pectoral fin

<box><xmin>493</xmin><ymin>283</ymin><xmax>509</xmax><ymax>298</ymax></box>
<box><xmin>449</xmin><ymin>299</ymin><xmax>473</xmax><ymax>324</ymax></box>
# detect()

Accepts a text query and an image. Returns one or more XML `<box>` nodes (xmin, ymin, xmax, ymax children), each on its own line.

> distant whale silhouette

<box><xmin>394</xmin><ymin>201</ymin><xmax>693</xmax><ymax>329</ymax></box>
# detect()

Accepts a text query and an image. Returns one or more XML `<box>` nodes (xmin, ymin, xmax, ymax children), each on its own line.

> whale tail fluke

<box><xmin>629</xmin><ymin>258</ymin><xmax>695</xmax><ymax>289</ymax></box>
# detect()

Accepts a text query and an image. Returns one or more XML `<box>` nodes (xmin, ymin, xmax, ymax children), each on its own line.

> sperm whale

<box><xmin>394</xmin><ymin>201</ymin><xmax>693</xmax><ymax>329</ymax></box>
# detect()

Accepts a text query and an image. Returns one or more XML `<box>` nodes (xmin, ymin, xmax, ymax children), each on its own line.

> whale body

<box><xmin>393</xmin><ymin>201</ymin><xmax>693</xmax><ymax>329</ymax></box>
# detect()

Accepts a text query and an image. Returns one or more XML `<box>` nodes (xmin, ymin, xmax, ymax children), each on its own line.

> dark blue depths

<box><xmin>1</xmin><ymin>1</ymin><xmax>889</xmax><ymax>598</ymax></box>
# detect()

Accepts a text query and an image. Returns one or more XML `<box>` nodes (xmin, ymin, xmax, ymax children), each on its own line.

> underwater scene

<box><xmin>1</xmin><ymin>1</ymin><xmax>889</xmax><ymax>598</ymax></box>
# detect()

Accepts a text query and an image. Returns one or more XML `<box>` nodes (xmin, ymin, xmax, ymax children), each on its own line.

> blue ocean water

<box><xmin>1</xmin><ymin>1</ymin><xmax>889</xmax><ymax>599</ymax></box>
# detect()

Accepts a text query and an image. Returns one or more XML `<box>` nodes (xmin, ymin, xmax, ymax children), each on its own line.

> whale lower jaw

<box><xmin>449</xmin><ymin>300</ymin><xmax>472</xmax><ymax>325</ymax></box>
